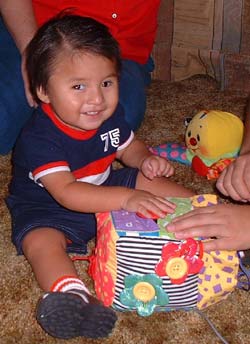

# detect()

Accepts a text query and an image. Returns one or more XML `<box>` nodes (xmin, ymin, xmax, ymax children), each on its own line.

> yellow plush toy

<box><xmin>149</xmin><ymin>109</ymin><xmax>244</xmax><ymax>179</ymax></box>
<box><xmin>185</xmin><ymin>110</ymin><xmax>244</xmax><ymax>178</ymax></box>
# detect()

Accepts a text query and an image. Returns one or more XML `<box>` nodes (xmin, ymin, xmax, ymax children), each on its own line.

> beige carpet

<box><xmin>1</xmin><ymin>75</ymin><xmax>250</xmax><ymax>344</ymax></box>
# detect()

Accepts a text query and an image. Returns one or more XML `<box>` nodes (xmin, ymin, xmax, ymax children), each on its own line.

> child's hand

<box><xmin>140</xmin><ymin>155</ymin><xmax>174</xmax><ymax>180</ymax></box>
<box><xmin>122</xmin><ymin>189</ymin><xmax>176</xmax><ymax>218</ymax></box>
<box><xmin>167</xmin><ymin>204</ymin><xmax>250</xmax><ymax>251</ymax></box>
<box><xmin>216</xmin><ymin>153</ymin><xmax>250</xmax><ymax>202</ymax></box>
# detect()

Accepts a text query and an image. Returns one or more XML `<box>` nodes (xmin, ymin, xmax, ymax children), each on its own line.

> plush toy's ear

<box><xmin>184</xmin><ymin>117</ymin><xmax>192</xmax><ymax>127</ymax></box>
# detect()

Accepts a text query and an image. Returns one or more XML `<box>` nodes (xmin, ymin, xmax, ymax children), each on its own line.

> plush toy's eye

<box><xmin>197</xmin><ymin>134</ymin><xmax>200</xmax><ymax>141</ymax></box>
<box><xmin>187</xmin><ymin>131</ymin><xmax>191</xmax><ymax>137</ymax></box>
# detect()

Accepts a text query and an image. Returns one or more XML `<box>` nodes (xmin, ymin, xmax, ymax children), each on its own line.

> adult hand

<box><xmin>216</xmin><ymin>153</ymin><xmax>250</xmax><ymax>202</ymax></box>
<box><xmin>167</xmin><ymin>203</ymin><xmax>250</xmax><ymax>251</ymax></box>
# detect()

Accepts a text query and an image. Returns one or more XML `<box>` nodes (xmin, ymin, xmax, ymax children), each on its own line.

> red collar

<box><xmin>42</xmin><ymin>103</ymin><xmax>97</xmax><ymax>140</ymax></box>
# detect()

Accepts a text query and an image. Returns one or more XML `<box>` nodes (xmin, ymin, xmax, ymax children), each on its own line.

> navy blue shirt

<box><xmin>10</xmin><ymin>103</ymin><xmax>134</xmax><ymax>204</ymax></box>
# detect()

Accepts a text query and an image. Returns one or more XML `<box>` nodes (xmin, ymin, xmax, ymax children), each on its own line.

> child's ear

<box><xmin>37</xmin><ymin>86</ymin><xmax>50</xmax><ymax>103</ymax></box>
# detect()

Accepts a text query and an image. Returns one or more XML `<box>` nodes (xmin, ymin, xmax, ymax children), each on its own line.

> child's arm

<box><xmin>40</xmin><ymin>171</ymin><xmax>175</xmax><ymax>217</ymax></box>
<box><xmin>216</xmin><ymin>98</ymin><xmax>250</xmax><ymax>201</ymax></box>
<box><xmin>117</xmin><ymin>137</ymin><xmax>174</xmax><ymax>180</ymax></box>
<box><xmin>167</xmin><ymin>203</ymin><xmax>250</xmax><ymax>251</ymax></box>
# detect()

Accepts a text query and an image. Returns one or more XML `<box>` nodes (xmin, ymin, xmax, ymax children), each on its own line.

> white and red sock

<box><xmin>50</xmin><ymin>275</ymin><xmax>90</xmax><ymax>303</ymax></box>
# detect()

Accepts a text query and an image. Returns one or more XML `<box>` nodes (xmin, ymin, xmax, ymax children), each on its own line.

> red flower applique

<box><xmin>155</xmin><ymin>238</ymin><xmax>204</xmax><ymax>284</ymax></box>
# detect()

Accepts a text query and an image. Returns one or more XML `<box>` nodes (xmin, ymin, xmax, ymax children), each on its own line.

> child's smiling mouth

<box><xmin>85</xmin><ymin>111</ymin><xmax>99</xmax><ymax>115</ymax></box>
<box><xmin>81</xmin><ymin>109</ymin><xmax>105</xmax><ymax>117</ymax></box>
<box><xmin>80</xmin><ymin>111</ymin><xmax>102</xmax><ymax>118</ymax></box>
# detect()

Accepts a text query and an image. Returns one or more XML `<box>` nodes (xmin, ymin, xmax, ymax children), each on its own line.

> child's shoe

<box><xmin>36</xmin><ymin>289</ymin><xmax>117</xmax><ymax>339</ymax></box>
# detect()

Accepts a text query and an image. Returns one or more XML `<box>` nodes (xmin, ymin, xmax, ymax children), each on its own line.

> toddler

<box><xmin>7</xmin><ymin>14</ymin><xmax>193</xmax><ymax>339</ymax></box>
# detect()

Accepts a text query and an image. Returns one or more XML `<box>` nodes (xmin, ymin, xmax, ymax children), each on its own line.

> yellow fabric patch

<box><xmin>191</xmin><ymin>194</ymin><xmax>218</xmax><ymax>207</ymax></box>
<box><xmin>197</xmin><ymin>250</ymin><xmax>239</xmax><ymax>309</ymax></box>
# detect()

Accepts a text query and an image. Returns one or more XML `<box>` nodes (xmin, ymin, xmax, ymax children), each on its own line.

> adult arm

<box><xmin>216</xmin><ymin>98</ymin><xmax>250</xmax><ymax>201</ymax></box>
<box><xmin>0</xmin><ymin>0</ymin><xmax>37</xmax><ymax>53</ymax></box>
<box><xmin>0</xmin><ymin>0</ymin><xmax>38</xmax><ymax>106</ymax></box>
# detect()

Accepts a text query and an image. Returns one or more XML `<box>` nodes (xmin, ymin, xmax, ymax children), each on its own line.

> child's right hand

<box><xmin>122</xmin><ymin>189</ymin><xmax>176</xmax><ymax>219</ymax></box>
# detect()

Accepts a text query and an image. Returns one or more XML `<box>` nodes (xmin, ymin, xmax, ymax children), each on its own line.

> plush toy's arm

<box><xmin>148</xmin><ymin>142</ymin><xmax>191</xmax><ymax>165</ymax></box>
<box><xmin>191</xmin><ymin>156</ymin><xmax>209</xmax><ymax>176</ymax></box>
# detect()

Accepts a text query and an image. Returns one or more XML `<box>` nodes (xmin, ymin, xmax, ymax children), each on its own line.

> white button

<box><xmin>112</xmin><ymin>13</ymin><xmax>117</xmax><ymax>19</ymax></box>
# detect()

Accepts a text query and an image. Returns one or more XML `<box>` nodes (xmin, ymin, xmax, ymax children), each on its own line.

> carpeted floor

<box><xmin>1</xmin><ymin>75</ymin><xmax>250</xmax><ymax>344</ymax></box>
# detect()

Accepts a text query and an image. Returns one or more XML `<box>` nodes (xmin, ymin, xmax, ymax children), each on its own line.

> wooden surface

<box><xmin>152</xmin><ymin>0</ymin><xmax>250</xmax><ymax>92</ymax></box>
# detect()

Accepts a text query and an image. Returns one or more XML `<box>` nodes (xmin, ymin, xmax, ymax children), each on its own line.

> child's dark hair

<box><xmin>25</xmin><ymin>13</ymin><xmax>122</xmax><ymax>103</ymax></box>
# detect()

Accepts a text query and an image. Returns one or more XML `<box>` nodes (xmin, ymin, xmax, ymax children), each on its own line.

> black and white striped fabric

<box><xmin>112</xmin><ymin>235</ymin><xmax>199</xmax><ymax>311</ymax></box>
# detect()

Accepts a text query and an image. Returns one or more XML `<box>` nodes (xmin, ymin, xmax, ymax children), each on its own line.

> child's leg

<box><xmin>135</xmin><ymin>172</ymin><xmax>194</xmax><ymax>198</ymax></box>
<box><xmin>22</xmin><ymin>227</ymin><xmax>78</xmax><ymax>290</ymax></box>
<box><xmin>22</xmin><ymin>227</ymin><xmax>117</xmax><ymax>339</ymax></box>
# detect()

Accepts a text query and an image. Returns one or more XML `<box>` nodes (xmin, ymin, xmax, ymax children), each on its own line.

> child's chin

<box><xmin>82</xmin><ymin>120</ymin><xmax>103</xmax><ymax>131</ymax></box>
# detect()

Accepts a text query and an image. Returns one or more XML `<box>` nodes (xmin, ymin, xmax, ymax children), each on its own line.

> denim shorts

<box><xmin>7</xmin><ymin>167</ymin><xmax>138</xmax><ymax>255</ymax></box>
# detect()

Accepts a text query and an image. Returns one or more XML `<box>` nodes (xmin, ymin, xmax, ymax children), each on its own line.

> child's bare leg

<box><xmin>22</xmin><ymin>227</ymin><xmax>117</xmax><ymax>339</ymax></box>
<box><xmin>136</xmin><ymin>172</ymin><xmax>194</xmax><ymax>198</ymax></box>
<box><xmin>22</xmin><ymin>227</ymin><xmax>77</xmax><ymax>291</ymax></box>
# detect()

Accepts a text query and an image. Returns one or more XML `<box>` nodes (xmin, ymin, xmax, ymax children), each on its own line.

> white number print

<box><xmin>100</xmin><ymin>128</ymin><xmax>120</xmax><ymax>152</ymax></box>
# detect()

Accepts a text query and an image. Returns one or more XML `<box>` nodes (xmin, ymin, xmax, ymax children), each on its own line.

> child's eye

<box><xmin>102</xmin><ymin>80</ymin><xmax>113</xmax><ymax>88</ymax></box>
<box><xmin>73</xmin><ymin>84</ymin><xmax>86</xmax><ymax>90</ymax></box>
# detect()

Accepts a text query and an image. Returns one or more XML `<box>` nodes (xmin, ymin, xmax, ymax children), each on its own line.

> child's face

<box><xmin>38</xmin><ymin>49</ymin><xmax>119</xmax><ymax>131</ymax></box>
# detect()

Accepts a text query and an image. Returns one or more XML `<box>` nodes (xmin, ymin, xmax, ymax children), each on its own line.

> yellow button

<box><xmin>166</xmin><ymin>257</ymin><xmax>188</xmax><ymax>279</ymax></box>
<box><xmin>133</xmin><ymin>282</ymin><xmax>155</xmax><ymax>302</ymax></box>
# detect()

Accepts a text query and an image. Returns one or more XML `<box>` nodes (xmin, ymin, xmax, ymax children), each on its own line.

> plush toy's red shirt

<box><xmin>32</xmin><ymin>0</ymin><xmax>161</xmax><ymax>64</ymax></box>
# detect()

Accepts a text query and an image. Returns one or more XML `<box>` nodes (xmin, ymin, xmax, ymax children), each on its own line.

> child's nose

<box><xmin>87</xmin><ymin>87</ymin><xmax>104</xmax><ymax>105</ymax></box>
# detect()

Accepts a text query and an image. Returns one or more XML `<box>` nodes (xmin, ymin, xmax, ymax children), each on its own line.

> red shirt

<box><xmin>32</xmin><ymin>0</ymin><xmax>161</xmax><ymax>64</ymax></box>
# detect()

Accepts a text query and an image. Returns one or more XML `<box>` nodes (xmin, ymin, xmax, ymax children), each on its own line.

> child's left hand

<box><xmin>140</xmin><ymin>155</ymin><xmax>174</xmax><ymax>180</ymax></box>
